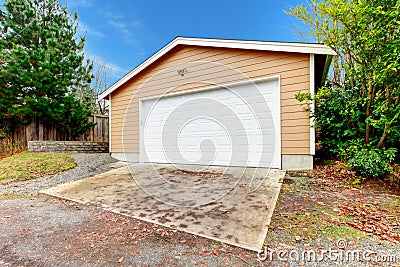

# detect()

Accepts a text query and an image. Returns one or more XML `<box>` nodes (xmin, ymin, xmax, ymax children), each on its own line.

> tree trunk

<box><xmin>377</xmin><ymin>123</ymin><xmax>389</xmax><ymax>148</ymax></box>
<box><xmin>377</xmin><ymin>85</ymin><xmax>392</xmax><ymax>149</ymax></box>
<box><xmin>365</xmin><ymin>78</ymin><xmax>374</xmax><ymax>144</ymax></box>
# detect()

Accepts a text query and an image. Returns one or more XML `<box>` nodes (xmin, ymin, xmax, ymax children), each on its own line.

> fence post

<box><xmin>39</xmin><ymin>120</ymin><xmax>44</xmax><ymax>140</ymax></box>
<box><xmin>93</xmin><ymin>114</ymin><xmax>97</xmax><ymax>142</ymax></box>
<box><xmin>26</xmin><ymin>123</ymin><xmax>32</xmax><ymax>142</ymax></box>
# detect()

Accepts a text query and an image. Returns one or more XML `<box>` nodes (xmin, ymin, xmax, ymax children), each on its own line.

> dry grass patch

<box><xmin>0</xmin><ymin>151</ymin><xmax>76</xmax><ymax>184</ymax></box>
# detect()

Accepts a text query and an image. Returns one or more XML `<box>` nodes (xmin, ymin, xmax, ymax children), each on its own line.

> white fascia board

<box><xmin>99</xmin><ymin>37</ymin><xmax>336</xmax><ymax>100</ymax></box>
<box><xmin>108</xmin><ymin>94</ymin><xmax>112</xmax><ymax>153</ymax></box>
<box><xmin>309</xmin><ymin>54</ymin><xmax>316</xmax><ymax>155</ymax></box>
<box><xmin>98</xmin><ymin>38</ymin><xmax>180</xmax><ymax>100</ymax></box>
<box><xmin>178</xmin><ymin>37</ymin><xmax>337</xmax><ymax>56</ymax></box>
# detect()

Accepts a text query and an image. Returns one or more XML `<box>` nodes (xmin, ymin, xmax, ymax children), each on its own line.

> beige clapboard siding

<box><xmin>110</xmin><ymin>45</ymin><xmax>311</xmax><ymax>154</ymax></box>
<box><xmin>111</xmin><ymin>55</ymin><xmax>308</xmax><ymax>106</ymax></box>
<box><xmin>110</xmin><ymin>67</ymin><xmax>309</xmax><ymax>112</ymax></box>
<box><xmin>111</xmin><ymin>61</ymin><xmax>308</xmax><ymax>100</ymax></box>
<box><xmin>113</xmin><ymin>47</ymin><xmax>296</xmax><ymax>93</ymax></box>
<box><xmin>112</xmin><ymin>68</ymin><xmax>307</xmax><ymax>107</ymax></box>
<box><xmin>111</xmin><ymin>49</ymin><xmax>307</xmax><ymax>101</ymax></box>
<box><xmin>281</xmin><ymin>118</ymin><xmax>310</xmax><ymax>127</ymax></box>
<box><xmin>124</xmin><ymin>53</ymin><xmax>295</xmax><ymax>87</ymax></box>
<box><xmin>120</xmin><ymin>57</ymin><xmax>309</xmax><ymax>91</ymax></box>
<box><xmin>111</xmin><ymin>67</ymin><xmax>309</xmax><ymax>109</ymax></box>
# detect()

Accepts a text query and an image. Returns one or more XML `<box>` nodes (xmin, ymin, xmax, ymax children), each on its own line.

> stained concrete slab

<box><xmin>42</xmin><ymin>163</ymin><xmax>284</xmax><ymax>251</ymax></box>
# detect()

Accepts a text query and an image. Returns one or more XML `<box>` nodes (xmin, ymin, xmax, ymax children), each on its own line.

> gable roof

<box><xmin>99</xmin><ymin>37</ymin><xmax>336</xmax><ymax>99</ymax></box>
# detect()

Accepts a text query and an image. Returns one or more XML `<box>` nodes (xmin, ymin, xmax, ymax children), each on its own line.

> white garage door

<box><xmin>140</xmin><ymin>77</ymin><xmax>281</xmax><ymax>168</ymax></box>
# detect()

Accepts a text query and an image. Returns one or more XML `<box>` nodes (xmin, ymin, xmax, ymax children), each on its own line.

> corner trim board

<box><xmin>309</xmin><ymin>53</ymin><xmax>316</xmax><ymax>155</ymax></box>
<box><xmin>109</xmin><ymin>94</ymin><xmax>112</xmax><ymax>153</ymax></box>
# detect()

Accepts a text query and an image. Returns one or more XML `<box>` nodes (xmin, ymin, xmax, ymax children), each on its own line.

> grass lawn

<box><xmin>0</xmin><ymin>151</ymin><xmax>76</xmax><ymax>184</ymax></box>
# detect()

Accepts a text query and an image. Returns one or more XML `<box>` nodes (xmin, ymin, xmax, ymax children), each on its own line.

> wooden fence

<box><xmin>1</xmin><ymin>114</ymin><xmax>109</xmax><ymax>156</ymax></box>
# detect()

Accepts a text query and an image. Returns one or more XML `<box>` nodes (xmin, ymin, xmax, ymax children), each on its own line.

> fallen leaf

<box><xmin>213</xmin><ymin>249</ymin><xmax>219</xmax><ymax>256</ymax></box>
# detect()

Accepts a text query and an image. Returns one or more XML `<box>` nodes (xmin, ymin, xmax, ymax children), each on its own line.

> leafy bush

<box><xmin>348</xmin><ymin>148</ymin><xmax>396</xmax><ymax>178</ymax></box>
<box><xmin>296</xmin><ymin>85</ymin><xmax>368</xmax><ymax>158</ymax></box>
<box><xmin>297</xmin><ymin>83</ymin><xmax>400</xmax><ymax>162</ymax></box>
<box><xmin>289</xmin><ymin>0</ymin><xmax>400</xmax><ymax>153</ymax></box>
<box><xmin>335</xmin><ymin>139</ymin><xmax>365</xmax><ymax>160</ymax></box>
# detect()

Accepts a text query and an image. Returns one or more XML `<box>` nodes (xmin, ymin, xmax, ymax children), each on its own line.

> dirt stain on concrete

<box><xmin>42</xmin><ymin>163</ymin><xmax>284</xmax><ymax>251</ymax></box>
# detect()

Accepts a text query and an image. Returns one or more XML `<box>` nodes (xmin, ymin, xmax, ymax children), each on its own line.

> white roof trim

<box><xmin>99</xmin><ymin>37</ymin><xmax>336</xmax><ymax>99</ymax></box>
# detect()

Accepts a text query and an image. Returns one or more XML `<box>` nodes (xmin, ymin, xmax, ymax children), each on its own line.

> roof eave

<box><xmin>99</xmin><ymin>37</ymin><xmax>336</xmax><ymax>100</ymax></box>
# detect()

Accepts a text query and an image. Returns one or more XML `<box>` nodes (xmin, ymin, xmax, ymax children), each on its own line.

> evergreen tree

<box><xmin>0</xmin><ymin>0</ymin><xmax>95</xmax><ymax>140</ymax></box>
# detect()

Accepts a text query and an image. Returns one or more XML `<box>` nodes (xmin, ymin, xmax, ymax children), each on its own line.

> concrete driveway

<box><xmin>43</xmin><ymin>163</ymin><xmax>284</xmax><ymax>251</ymax></box>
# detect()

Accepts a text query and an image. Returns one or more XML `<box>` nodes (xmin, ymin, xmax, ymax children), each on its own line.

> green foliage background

<box><xmin>288</xmin><ymin>0</ymin><xmax>400</xmax><ymax>177</ymax></box>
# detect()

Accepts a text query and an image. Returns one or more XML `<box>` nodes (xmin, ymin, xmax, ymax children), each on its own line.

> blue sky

<box><xmin>66</xmin><ymin>0</ymin><xmax>309</xmax><ymax>84</ymax></box>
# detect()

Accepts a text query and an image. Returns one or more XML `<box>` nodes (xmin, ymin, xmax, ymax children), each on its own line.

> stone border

<box><xmin>28</xmin><ymin>141</ymin><xmax>109</xmax><ymax>153</ymax></box>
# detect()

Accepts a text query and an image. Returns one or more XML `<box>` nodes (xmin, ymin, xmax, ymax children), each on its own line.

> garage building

<box><xmin>99</xmin><ymin>37</ymin><xmax>336</xmax><ymax>170</ymax></box>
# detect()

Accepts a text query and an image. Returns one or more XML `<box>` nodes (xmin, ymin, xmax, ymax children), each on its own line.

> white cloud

<box><xmin>107</xmin><ymin>18</ymin><xmax>146</xmax><ymax>53</ymax></box>
<box><xmin>88</xmin><ymin>53</ymin><xmax>128</xmax><ymax>80</ymax></box>
<box><xmin>78</xmin><ymin>21</ymin><xmax>105</xmax><ymax>39</ymax></box>
<box><xmin>67</xmin><ymin>0</ymin><xmax>93</xmax><ymax>8</ymax></box>
<box><xmin>108</xmin><ymin>19</ymin><xmax>132</xmax><ymax>35</ymax></box>
<box><xmin>104</xmin><ymin>10</ymin><xmax>124</xmax><ymax>20</ymax></box>
<box><xmin>104</xmin><ymin>62</ymin><xmax>128</xmax><ymax>77</ymax></box>
<box><xmin>103</xmin><ymin>8</ymin><xmax>144</xmax><ymax>46</ymax></box>
<box><xmin>132</xmin><ymin>20</ymin><xmax>144</xmax><ymax>28</ymax></box>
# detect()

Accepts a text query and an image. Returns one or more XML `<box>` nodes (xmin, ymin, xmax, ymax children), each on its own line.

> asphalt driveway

<box><xmin>43</xmin><ymin>163</ymin><xmax>285</xmax><ymax>251</ymax></box>
<box><xmin>0</xmin><ymin>197</ymin><xmax>264</xmax><ymax>266</ymax></box>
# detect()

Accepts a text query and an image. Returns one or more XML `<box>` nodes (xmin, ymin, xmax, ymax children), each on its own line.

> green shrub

<box><xmin>348</xmin><ymin>148</ymin><xmax>396</xmax><ymax>178</ymax></box>
<box><xmin>296</xmin><ymin>85</ymin><xmax>368</xmax><ymax>158</ymax></box>
<box><xmin>335</xmin><ymin>139</ymin><xmax>364</xmax><ymax>160</ymax></box>
<box><xmin>296</xmin><ymin>84</ymin><xmax>400</xmax><ymax>161</ymax></box>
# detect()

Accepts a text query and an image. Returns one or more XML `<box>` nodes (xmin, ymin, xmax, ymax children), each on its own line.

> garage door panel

<box><xmin>147</xmin><ymin>135</ymin><xmax>275</xmax><ymax>147</ymax></box>
<box><xmin>143</xmin><ymin>117</ymin><xmax>278</xmax><ymax>129</ymax></box>
<box><xmin>144</xmin><ymin>127</ymin><xmax>277</xmax><ymax>139</ymax></box>
<box><xmin>141</xmin><ymin>78</ymin><xmax>281</xmax><ymax>168</ymax></box>
<box><xmin>148</xmin><ymin>99</ymin><xmax>277</xmax><ymax>110</ymax></box>
<box><xmin>160</xmin><ymin>140</ymin><xmax>276</xmax><ymax>148</ymax></box>
<box><xmin>145</xmin><ymin>106</ymin><xmax>270</xmax><ymax>119</ymax></box>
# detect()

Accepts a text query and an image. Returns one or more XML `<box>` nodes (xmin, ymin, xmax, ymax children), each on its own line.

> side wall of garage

<box><xmin>110</xmin><ymin>45</ymin><xmax>311</xmax><ymax>169</ymax></box>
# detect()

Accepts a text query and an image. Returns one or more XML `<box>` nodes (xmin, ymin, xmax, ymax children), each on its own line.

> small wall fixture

<box><xmin>177</xmin><ymin>68</ymin><xmax>187</xmax><ymax>76</ymax></box>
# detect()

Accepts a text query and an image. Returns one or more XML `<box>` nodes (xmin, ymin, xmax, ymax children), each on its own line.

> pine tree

<box><xmin>0</xmin><ymin>0</ymin><xmax>95</xmax><ymax>139</ymax></box>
